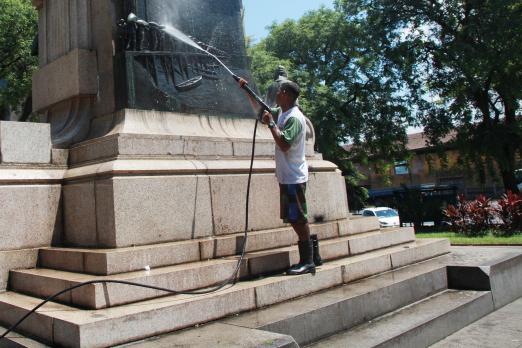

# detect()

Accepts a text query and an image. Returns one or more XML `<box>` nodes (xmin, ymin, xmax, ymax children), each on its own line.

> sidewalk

<box><xmin>431</xmin><ymin>297</ymin><xmax>522</xmax><ymax>347</ymax></box>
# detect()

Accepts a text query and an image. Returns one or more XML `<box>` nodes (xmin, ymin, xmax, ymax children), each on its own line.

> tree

<box><xmin>338</xmin><ymin>0</ymin><xmax>522</xmax><ymax>192</ymax></box>
<box><xmin>248</xmin><ymin>7</ymin><xmax>415</xmax><ymax>208</ymax></box>
<box><xmin>0</xmin><ymin>0</ymin><xmax>37</xmax><ymax>119</ymax></box>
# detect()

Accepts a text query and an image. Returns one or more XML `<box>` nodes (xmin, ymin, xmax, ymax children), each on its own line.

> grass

<box><xmin>416</xmin><ymin>231</ymin><xmax>522</xmax><ymax>245</ymax></box>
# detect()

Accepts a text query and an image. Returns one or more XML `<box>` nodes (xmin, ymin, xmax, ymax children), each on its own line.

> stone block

<box><xmin>307</xmin><ymin>171</ymin><xmax>349</xmax><ymax>222</ymax></box>
<box><xmin>10</xmin><ymin>269</ymin><xmax>73</xmax><ymax>305</ymax></box>
<box><xmin>379</xmin><ymin>291</ymin><xmax>493</xmax><ymax>348</ymax></box>
<box><xmin>245</xmin><ymin>250</ymin><xmax>293</xmax><ymax>276</ymax></box>
<box><xmin>224</xmin><ymin>264</ymin><xmax>448</xmax><ymax>346</ymax></box>
<box><xmin>312</xmin><ymin>290</ymin><xmax>494</xmax><ymax>348</ymax></box>
<box><xmin>348</xmin><ymin>228</ymin><xmax>414</xmax><ymax>255</ymax></box>
<box><xmin>68</xmin><ymin>135</ymin><xmax>119</xmax><ymax>165</ymax></box>
<box><xmin>311</xmin><ymin>221</ymin><xmax>340</xmax><ymax>240</ymax></box>
<box><xmin>38</xmin><ymin>248</ymin><xmax>85</xmax><ymax>274</ymax></box>
<box><xmin>210</xmin><ymin>174</ymin><xmax>282</xmax><ymax>235</ymax></box>
<box><xmin>72</xmin><ymin>260</ymin><xmax>240</xmax><ymax>309</ymax></box>
<box><xmin>199</xmin><ymin>221</ymin><xmax>339</xmax><ymax>261</ymax></box>
<box><xmin>319</xmin><ymin>238</ymin><xmax>350</xmax><ymax>261</ymax></box>
<box><xmin>10</xmin><ymin>259</ymin><xmax>240</xmax><ymax>309</ymax></box>
<box><xmin>0</xmin><ymin>293</ymin><xmax>55</xmax><ymax>343</ymax></box>
<box><xmin>118</xmin><ymin>134</ymin><xmax>186</xmax><ymax>157</ymax></box>
<box><xmin>32</xmin><ymin>49</ymin><xmax>98</xmax><ymax>112</ymax></box>
<box><xmin>339</xmin><ymin>216</ymin><xmax>380</xmax><ymax>236</ymax></box>
<box><xmin>184</xmin><ymin>138</ymin><xmax>234</xmax><ymax>157</ymax></box>
<box><xmin>0</xmin><ymin>122</ymin><xmax>51</xmax><ymax>164</ymax></box>
<box><xmin>240</xmin><ymin>227</ymin><xmax>297</xmax><ymax>253</ymax></box>
<box><xmin>0</xmin><ymin>185</ymin><xmax>61</xmax><ymax>250</ymax></box>
<box><xmin>39</xmin><ymin>242</ymin><xmax>203</xmax><ymax>276</ymax></box>
<box><xmin>63</xmin><ymin>175</ymin><xmax>213</xmax><ymax>248</ymax></box>
<box><xmin>94</xmin><ymin>178</ymin><xmax>117</xmax><ymax>246</ymax></box>
<box><xmin>51</xmin><ymin>148</ymin><xmax>69</xmax><ymax>165</ymax></box>
<box><xmin>123</xmin><ymin>322</ymin><xmax>298</xmax><ymax>348</ymax></box>
<box><xmin>50</xmin><ymin>287</ymin><xmax>257</xmax><ymax>347</ymax></box>
<box><xmin>199</xmin><ymin>227</ymin><xmax>295</xmax><ymax>260</ymax></box>
<box><xmin>486</xmin><ymin>253</ymin><xmax>522</xmax><ymax>308</ymax></box>
<box><xmin>341</xmin><ymin>253</ymin><xmax>392</xmax><ymax>283</ymax></box>
<box><xmin>101</xmin><ymin>241</ymin><xmax>201</xmax><ymax>275</ymax></box>
<box><xmin>337</xmin><ymin>267</ymin><xmax>448</xmax><ymax>331</ymax></box>
<box><xmin>107</xmin><ymin>175</ymin><xmax>213</xmax><ymax>247</ymax></box>
<box><xmin>63</xmin><ymin>181</ymin><xmax>97</xmax><ymax>246</ymax></box>
<box><xmin>0</xmin><ymin>249</ymin><xmax>38</xmax><ymax>291</ymax></box>
<box><xmin>253</xmin><ymin>265</ymin><xmax>343</xmax><ymax>308</ymax></box>
<box><xmin>232</xmin><ymin>140</ymin><xmax>274</xmax><ymax>157</ymax></box>
<box><xmin>390</xmin><ymin>238</ymin><xmax>450</xmax><ymax>269</ymax></box>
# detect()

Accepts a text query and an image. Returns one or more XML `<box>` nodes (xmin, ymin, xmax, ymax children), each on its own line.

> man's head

<box><xmin>276</xmin><ymin>81</ymin><xmax>300</xmax><ymax>110</ymax></box>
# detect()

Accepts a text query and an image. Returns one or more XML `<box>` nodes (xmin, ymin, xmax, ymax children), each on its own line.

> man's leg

<box><xmin>288</xmin><ymin>222</ymin><xmax>315</xmax><ymax>275</ymax></box>
<box><xmin>281</xmin><ymin>183</ymin><xmax>315</xmax><ymax>275</ymax></box>
<box><xmin>291</xmin><ymin>222</ymin><xmax>310</xmax><ymax>241</ymax></box>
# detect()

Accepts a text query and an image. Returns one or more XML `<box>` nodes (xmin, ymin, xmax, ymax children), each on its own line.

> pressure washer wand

<box><xmin>203</xmin><ymin>51</ymin><xmax>270</xmax><ymax>117</ymax></box>
<box><xmin>231</xmin><ymin>74</ymin><xmax>271</xmax><ymax>114</ymax></box>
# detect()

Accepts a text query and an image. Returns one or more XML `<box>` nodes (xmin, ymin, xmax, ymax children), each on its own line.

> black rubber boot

<box><xmin>288</xmin><ymin>240</ymin><xmax>305</xmax><ymax>270</ymax></box>
<box><xmin>287</xmin><ymin>240</ymin><xmax>316</xmax><ymax>275</ymax></box>
<box><xmin>311</xmin><ymin>234</ymin><xmax>323</xmax><ymax>266</ymax></box>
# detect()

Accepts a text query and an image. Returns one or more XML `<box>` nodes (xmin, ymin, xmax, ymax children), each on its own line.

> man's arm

<box><xmin>262</xmin><ymin>111</ymin><xmax>302</xmax><ymax>153</ymax></box>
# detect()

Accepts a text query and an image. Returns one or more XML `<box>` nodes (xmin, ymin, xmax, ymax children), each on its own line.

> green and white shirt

<box><xmin>275</xmin><ymin>106</ymin><xmax>308</xmax><ymax>184</ymax></box>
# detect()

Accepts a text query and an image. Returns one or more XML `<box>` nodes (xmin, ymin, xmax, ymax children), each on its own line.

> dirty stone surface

<box><xmin>431</xmin><ymin>295</ymin><xmax>522</xmax><ymax>348</ymax></box>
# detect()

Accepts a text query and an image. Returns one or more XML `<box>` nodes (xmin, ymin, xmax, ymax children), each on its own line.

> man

<box><xmin>262</xmin><ymin>81</ymin><xmax>316</xmax><ymax>275</ymax></box>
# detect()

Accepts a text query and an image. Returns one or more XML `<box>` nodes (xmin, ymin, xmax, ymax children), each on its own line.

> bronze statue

<box><xmin>265</xmin><ymin>65</ymin><xmax>289</xmax><ymax>108</ymax></box>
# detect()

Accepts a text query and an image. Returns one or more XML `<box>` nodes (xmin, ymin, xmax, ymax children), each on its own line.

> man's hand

<box><xmin>262</xmin><ymin>110</ymin><xmax>274</xmax><ymax>125</ymax></box>
<box><xmin>238</xmin><ymin>77</ymin><xmax>248</xmax><ymax>88</ymax></box>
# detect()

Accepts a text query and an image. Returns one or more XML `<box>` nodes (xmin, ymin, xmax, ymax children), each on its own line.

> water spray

<box><xmin>160</xmin><ymin>18</ymin><xmax>271</xmax><ymax>114</ymax></box>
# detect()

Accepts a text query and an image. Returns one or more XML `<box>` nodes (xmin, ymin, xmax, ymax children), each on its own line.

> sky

<box><xmin>242</xmin><ymin>0</ymin><xmax>335</xmax><ymax>43</ymax></box>
<box><xmin>242</xmin><ymin>0</ymin><xmax>422</xmax><ymax>134</ymax></box>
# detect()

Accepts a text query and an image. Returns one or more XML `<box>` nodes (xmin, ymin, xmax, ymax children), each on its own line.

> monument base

<box><xmin>63</xmin><ymin>109</ymin><xmax>348</xmax><ymax>248</ymax></box>
<box><xmin>0</xmin><ymin>121</ymin><xmax>66</xmax><ymax>290</ymax></box>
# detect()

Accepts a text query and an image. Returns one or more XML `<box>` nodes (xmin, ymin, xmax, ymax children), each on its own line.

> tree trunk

<box><xmin>501</xmin><ymin>169</ymin><xmax>520</xmax><ymax>194</ymax></box>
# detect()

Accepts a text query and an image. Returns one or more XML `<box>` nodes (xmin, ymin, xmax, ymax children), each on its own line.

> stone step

<box><xmin>10</xmin><ymin>228</ymin><xmax>420</xmax><ymax>309</ymax></box>
<box><xmin>0</xmin><ymin>239</ymin><xmax>449</xmax><ymax>347</ymax></box>
<box><xmin>222</xmin><ymin>251</ymin><xmax>450</xmax><ymax>346</ymax></box>
<box><xmin>0</xmin><ymin>324</ymin><xmax>49</xmax><ymax>348</ymax></box>
<box><xmin>115</xmin><ymin>323</ymin><xmax>299</xmax><ymax>348</ymax></box>
<box><xmin>38</xmin><ymin>217</ymin><xmax>379</xmax><ymax>276</ymax></box>
<box><xmin>307</xmin><ymin>289</ymin><xmax>494</xmax><ymax>348</ymax></box>
<box><xmin>10</xmin><ymin>258</ymin><xmax>239</xmax><ymax>309</ymax></box>
<box><xmin>239</xmin><ymin>227</ymin><xmax>417</xmax><ymax>276</ymax></box>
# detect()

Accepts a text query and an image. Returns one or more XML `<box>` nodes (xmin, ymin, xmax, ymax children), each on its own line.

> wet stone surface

<box><xmin>115</xmin><ymin>0</ymin><xmax>257</xmax><ymax>117</ymax></box>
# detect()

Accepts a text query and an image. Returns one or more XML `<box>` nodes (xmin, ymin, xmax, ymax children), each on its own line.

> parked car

<box><xmin>362</xmin><ymin>207</ymin><xmax>401</xmax><ymax>228</ymax></box>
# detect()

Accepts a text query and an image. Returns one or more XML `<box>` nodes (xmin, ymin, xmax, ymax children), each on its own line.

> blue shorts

<box><xmin>279</xmin><ymin>183</ymin><xmax>308</xmax><ymax>224</ymax></box>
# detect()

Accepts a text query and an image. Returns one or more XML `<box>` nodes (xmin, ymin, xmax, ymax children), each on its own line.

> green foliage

<box><xmin>0</xmin><ymin>0</ymin><xmax>37</xmax><ymax>116</ymax></box>
<box><xmin>338</xmin><ymin>0</ymin><xmax>522</xmax><ymax>192</ymax></box>
<box><xmin>247</xmin><ymin>42</ymin><xmax>294</xmax><ymax>97</ymax></box>
<box><xmin>444</xmin><ymin>192</ymin><xmax>522</xmax><ymax>237</ymax></box>
<box><xmin>248</xmin><ymin>6</ymin><xmax>417</xmax><ymax>207</ymax></box>
<box><xmin>416</xmin><ymin>232</ymin><xmax>522</xmax><ymax>245</ymax></box>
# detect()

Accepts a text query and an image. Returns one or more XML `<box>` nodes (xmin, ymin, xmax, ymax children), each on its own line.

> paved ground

<box><xmin>431</xmin><ymin>296</ymin><xmax>522</xmax><ymax>348</ymax></box>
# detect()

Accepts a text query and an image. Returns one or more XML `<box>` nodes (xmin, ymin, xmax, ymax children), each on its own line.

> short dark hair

<box><xmin>279</xmin><ymin>81</ymin><xmax>300</xmax><ymax>102</ymax></box>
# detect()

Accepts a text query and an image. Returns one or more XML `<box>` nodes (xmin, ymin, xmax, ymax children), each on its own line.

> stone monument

<box><xmin>0</xmin><ymin>1</ymin><xmax>461</xmax><ymax>347</ymax></box>
<box><xmin>28</xmin><ymin>0</ymin><xmax>349</xmax><ymax>249</ymax></box>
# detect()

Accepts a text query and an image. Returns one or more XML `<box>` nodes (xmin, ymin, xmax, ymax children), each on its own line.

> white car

<box><xmin>362</xmin><ymin>207</ymin><xmax>401</xmax><ymax>228</ymax></box>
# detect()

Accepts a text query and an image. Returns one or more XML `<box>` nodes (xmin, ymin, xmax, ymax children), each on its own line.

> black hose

<box><xmin>0</xmin><ymin>120</ymin><xmax>260</xmax><ymax>341</ymax></box>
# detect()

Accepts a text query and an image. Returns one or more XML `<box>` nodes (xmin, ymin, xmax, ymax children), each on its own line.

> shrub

<box><xmin>494</xmin><ymin>191</ymin><xmax>522</xmax><ymax>236</ymax></box>
<box><xmin>444</xmin><ymin>194</ymin><xmax>493</xmax><ymax>237</ymax></box>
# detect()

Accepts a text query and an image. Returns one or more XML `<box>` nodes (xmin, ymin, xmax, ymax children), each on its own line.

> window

<box><xmin>375</xmin><ymin>209</ymin><xmax>398</xmax><ymax>218</ymax></box>
<box><xmin>394</xmin><ymin>161</ymin><xmax>409</xmax><ymax>175</ymax></box>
